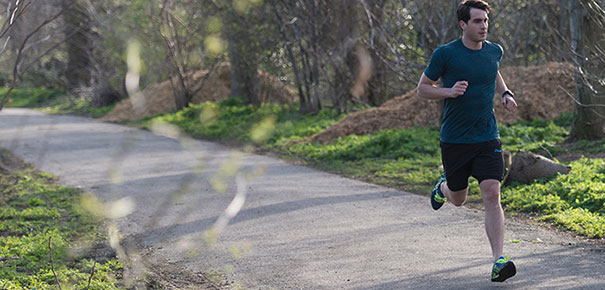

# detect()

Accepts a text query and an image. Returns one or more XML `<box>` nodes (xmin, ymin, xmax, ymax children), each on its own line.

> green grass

<box><xmin>149</xmin><ymin>97</ymin><xmax>343</xmax><ymax>144</ymax></box>
<box><xmin>42</xmin><ymin>98</ymin><xmax>116</xmax><ymax>119</ymax></box>
<box><xmin>1</xmin><ymin>87</ymin><xmax>63</xmax><ymax>108</ymax></box>
<box><xmin>502</xmin><ymin>158</ymin><xmax>605</xmax><ymax>238</ymax></box>
<box><xmin>0</xmin><ymin>166</ymin><xmax>125</xmax><ymax>289</ymax></box>
<box><xmin>571</xmin><ymin>139</ymin><xmax>605</xmax><ymax>154</ymax></box>
<box><xmin>499</xmin><ymin>116</ymin><xmax>570</xmax><ymax>154</ymax></box>
<box><xmin>1</xmin><ymin>87</ymin><xmax>115</xmax><ymax>118</ymax></box>
<box><xmin>148</xmin><ymin>100</ymin><xmax>604</xmax><ymax>238</ymax></box>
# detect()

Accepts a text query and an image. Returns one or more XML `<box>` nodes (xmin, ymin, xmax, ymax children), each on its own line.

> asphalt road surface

<box><xmin>1</xmin><ymin>108</ymin><xmax>604</xmax><ymax>290</ymax></box>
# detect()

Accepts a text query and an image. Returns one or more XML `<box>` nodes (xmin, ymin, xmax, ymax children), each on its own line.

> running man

<box><xmin>416</xmin><ymin>0</ymin><xmax>518</xmax><ymax>283</ymax></box>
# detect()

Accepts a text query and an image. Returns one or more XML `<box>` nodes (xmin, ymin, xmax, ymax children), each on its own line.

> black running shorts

<box><xmin>440</xmin><ymin>139</ymin><xmax>504</xmax><ymax>191</ymax></box>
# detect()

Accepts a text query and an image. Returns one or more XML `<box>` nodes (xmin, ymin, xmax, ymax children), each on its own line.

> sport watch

<box><xmin>502</xmin><ymin>90</ymin><xmax>514</xmax><ymax>99</ymax></box>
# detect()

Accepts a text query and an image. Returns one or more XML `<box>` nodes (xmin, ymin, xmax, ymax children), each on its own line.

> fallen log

<box><xmin>503</xmin><ymin>151</ymin><xmax>571</xmax><ymax>185</ymax></box>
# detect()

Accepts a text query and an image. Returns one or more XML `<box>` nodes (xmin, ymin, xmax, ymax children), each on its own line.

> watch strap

<box><xmin>502</xmin><ymin>90</ymin><xmax>514</xmax><ymax>98</ymax></box>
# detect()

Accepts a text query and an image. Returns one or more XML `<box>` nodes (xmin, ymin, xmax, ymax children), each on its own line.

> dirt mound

<box><xmin>101</xmin><ymin>63</ymin><xmax>297</xmax><ymax>122</ymax></box>
<box><xmin>306</xmin><ymin>90</ymin><xmax>441</xmax><ymax>144</ymax></box>
<box><xmin>307</xmin><ymin>62</ymin><xmax>575</xmax><ymax>144</ymax></box>
<box><xmin>496</xmin><ymin>62</ymin><xmax>575</xmax><ymax>124</ymax></box>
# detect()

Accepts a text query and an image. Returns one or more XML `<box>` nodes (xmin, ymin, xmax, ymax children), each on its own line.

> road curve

<box><xmin>1</xmin><ymin>108</ymin><xmax>604</xmax><ymax>290</ymax></box>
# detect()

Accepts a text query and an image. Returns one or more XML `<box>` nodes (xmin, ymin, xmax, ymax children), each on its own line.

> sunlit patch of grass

<box><xmin>42</xmin><ymin>97</ymin><xmax>116</xmax><ymax>118</ymax></box>
<box><xmin>0</xmin><ymin>86</ymin><xmax>115</xmax><ymax>118</ymax></box>
<box><xmin>502</xmin><ymin>158</ymin><xmax>605</xmax><ymax>238</ymax></box>
<box><xmin>499</xmin><ymin>117</ymin><xmax>569</xmax><ymax>153</ymax></box>
<box><xmin>0</xmin><ymin>167</ymin><xmax>125</xmax><ymax>289</ymax></box>
<box><xmin>0</xmin><ymin>87</ymin><xmax>63</xmax><ymax>108</ymax></box>
<box><xmin>149</xmin><ymin>99</ymin><xmax>343</xmax><ymax>145</ymax></box>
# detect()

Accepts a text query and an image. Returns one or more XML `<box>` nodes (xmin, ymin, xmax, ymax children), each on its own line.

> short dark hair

<box><xmin>457</xmin><ymin>0</ymin><xmax>491</xmax><ymax>23</ymax></box>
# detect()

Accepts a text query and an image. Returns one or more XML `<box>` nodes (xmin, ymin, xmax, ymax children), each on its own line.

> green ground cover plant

<box><xmin>0</xmin><ymin>166</ymin><xmax>125</xmax><ymax>289</ymax></box>
<box><xmin>502</xmin><ymin>158</ymin><xmax>605</xmax><ymax>238</ymax></box>
<box><xmin>1</xmin><ymin>87</ymin><xmax>114</xmax><ymax>118</ymax></box>
<box><xmin>43</xmin><ymin>100</ymin><xmax>116</xmax><ymax>119</ymax></box>
<box><xmin>499</xmin><ymin>117</ymin><xmax>570</xmax><ymax>153</ymax></box>
<box><xmin>0</xmin><ymin>88</ymin><xmax>63</xmax><ymax>108</ymax></box>
<box><xmin>149</xmin><ymin>101</ymin><xmax>604</xmax><ymax>238</ymax></box>
<box><xmin>150</xmin><ymin>97</ymin><xmax>343</xmax><ymax>144</ymax></box>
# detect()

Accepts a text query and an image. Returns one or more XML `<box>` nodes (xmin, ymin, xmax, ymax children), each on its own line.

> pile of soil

<box><xmin>101</xmin><ymin>63</ymin><xmax>297</xmax><ymax>122</ymax></box>
<box><xmin>496</xmin><ymin>62</ymin><xmax>575</xmax><ymax>124</ymax></box>
<box><xmin>307</xmin><ymin>62</ymin><xmax>575</xmax><ymax>144</ymax></box>
<box><xmin>305</xmin><ymin>90</ymin><xmax>441</xmax><ymax>144</ymax></box>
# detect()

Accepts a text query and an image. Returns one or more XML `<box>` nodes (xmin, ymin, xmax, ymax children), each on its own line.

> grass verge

<box><xmin>1</xmin><ymin>87</ymin><xmax>115</xmax><ymax>118</ymax></box>
<box><xmin>0</xmin><ymin>149</ymin><xmax>125</xmax><ymax>289</ymax></box>
<box><xmin>1</xmin><ymin>88</ymin><xmax>63</xmax><ymax>108</ymax></box>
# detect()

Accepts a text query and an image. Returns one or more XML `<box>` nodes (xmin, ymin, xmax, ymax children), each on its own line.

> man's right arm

<box><xmin>416</xmin><ymin>73</ymin><xmax>468</xmax><ymax>100</ymax></box>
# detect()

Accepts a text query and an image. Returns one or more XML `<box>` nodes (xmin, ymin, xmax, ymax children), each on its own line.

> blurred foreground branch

<box><xmin>48</xmin><ymin>236</ymin><xmax>63</xmax><ymax>290</ymax></box>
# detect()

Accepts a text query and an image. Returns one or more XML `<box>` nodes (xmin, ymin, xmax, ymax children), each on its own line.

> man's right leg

<box><xmin>440</xmin><ymin>181</ymin><xmax>468</xmax><ymax>207</ymax></box>
<box><xmin>431</xmin><ymin>174</ymin><xmax>469</xmax><ymax>210</ymax></box>
<box><xmin>433</xmin><ymin>142</ymin><xmax>473</xmax><ymax>210</ymax></box>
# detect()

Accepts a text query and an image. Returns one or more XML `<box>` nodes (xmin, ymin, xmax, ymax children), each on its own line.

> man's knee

<box><xmin>480</xmin><ymin>179</ymin><xmax>501</xmax><ymax>205</ymax></box>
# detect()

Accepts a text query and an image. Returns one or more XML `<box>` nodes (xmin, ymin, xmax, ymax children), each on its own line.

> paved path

<box><xmin>1</xmin><ymin>108</ymin><xmax>604</xmax><ymax>289</ymax></box>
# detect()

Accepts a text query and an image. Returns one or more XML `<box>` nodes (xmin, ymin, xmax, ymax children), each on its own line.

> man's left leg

<box><xmin>479</xmin><ymin>179</ymin><xmax>504</xmax><ymax>261</ymax></box>
<box><xmin>480</xmin><ymin>179</ymin><xmax>516</xmax><ymax>282</ymax></box>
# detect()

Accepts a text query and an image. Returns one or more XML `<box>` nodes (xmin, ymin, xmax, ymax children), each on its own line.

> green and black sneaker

<box><xmin>491</xmin><ymin>256</ymin><xmax>516</xmax><ymax>282</ymax></box>
<box><xmin>431</xmin><ymin>172</ymin><xmax>447</xmax><ymax>210</ymax></box>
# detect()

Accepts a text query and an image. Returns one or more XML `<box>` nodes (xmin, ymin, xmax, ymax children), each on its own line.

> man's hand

<box><xmin>502</xmin><ymin>95</ymin><xmax>517</xmax><ymax>112</ymax></box>
<box><xmin>449</xmin><ymin>81</ymin><xmax>468</xmax><ymax>98</ymax></box>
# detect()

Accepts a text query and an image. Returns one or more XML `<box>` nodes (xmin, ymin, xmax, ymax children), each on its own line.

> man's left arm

<box><xmin>496</xmin><ymin>71</ymin><xmax>517</xmax><ymax>112</ymax></box>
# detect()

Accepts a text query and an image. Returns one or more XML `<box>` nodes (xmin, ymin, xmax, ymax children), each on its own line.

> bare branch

<box><xmin>0</xmin><ymin>35</ymin><xmax>10</xmax><ymax>54</ymax></box>
<box><xmin>86</xmin><ymin>260</ymin><xmax>97</xmax><ymax>289</ymax></box>
<box><xmin>0</xmin><ymin>1</ymin><xmax>31</xmax><ymax>40</ymax></box>
<box><xmin>360</xmin><ymin>0</ymin><xmax>375</xmax><ymax>49</ymax></box>
<box><xmin>48</xmin><ymin>236</ymin><xmax>63</xmax><ymax>290</ymax></box>
<box><xmin>191</xmin><ymin>54</ymin><xmax>223</xmax><ymax>96</ymax></box>
<box><xmin>0</xmin><ymin>1</ymin><xmax>76</xmax><ymax>111</ymax></box>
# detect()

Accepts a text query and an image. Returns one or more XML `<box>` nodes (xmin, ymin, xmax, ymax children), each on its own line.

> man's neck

<box><xmin>461</xmin><ymin>36</ymin><xmax>483</xmax><ymax>50</ymax></box>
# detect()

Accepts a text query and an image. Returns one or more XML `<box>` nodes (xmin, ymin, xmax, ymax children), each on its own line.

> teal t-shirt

<box><xmin>424</xmin><ymin>38</ymin><xmax>503</xmax><ymax>144</ymax></box>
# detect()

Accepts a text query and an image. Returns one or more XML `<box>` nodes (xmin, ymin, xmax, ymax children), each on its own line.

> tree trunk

<box><xmin>92</xmin><ymin>82</ymin><xmax>120</xmax><ymax>107</ymax></box>
<box><xmin>63</xmin><ymin>0</ymin><xmax>91</xmax><ymax>93</ymax></box>
<box><xmin>568</xmin><ymin>0</ymin><xmax>605</xmax><ymax>140</ymax></box>
<box><xmin>364</xmin><ymin>0</ymin><xmax>388</xmax><ymax>106</ymax></box>
<box><xmin>268</xmin><ymin>1</ymin><xmax>309</xmax><ymax>110</ymax></box>
<box><xmin>226</xmin><ymin>9</ymin><xmax>260</xmax><ymax>106</ymax></box>
<box><xmin>307</xmin><ymin>0</ymin><xmax>322</xmax><ymax>113</ymax></box>
<box><xmin>89</xmin><ymin>27</ymin><xmax>121</xmax><ymax>107</ymax></box>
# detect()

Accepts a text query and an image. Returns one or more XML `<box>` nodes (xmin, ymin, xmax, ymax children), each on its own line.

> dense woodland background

<box><xmin>0</xmin><ymin>0</ymin><xmax>604</xmax><ymax>139</ymax></box>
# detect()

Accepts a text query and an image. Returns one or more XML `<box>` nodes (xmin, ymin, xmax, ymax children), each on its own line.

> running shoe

<box><xmin>431</xmin><ymin>172</ymin><xmax>447</xmax><ymax>210</ymax></box>
<box><xmin>491</xmin><ymin>256</ymin><xmax>516</xmax><ymax>282</ymax></box>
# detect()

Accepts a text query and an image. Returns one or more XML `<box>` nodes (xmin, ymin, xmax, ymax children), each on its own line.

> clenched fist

<box><xmin>502</xmin><ymin>95</ymin><xmax>517</xmax><ymax>112</ymax></box>
<box><xmin>449</xmin><ymin>81</ymin><xmax>468</xmax><ymax>98</ymax></box>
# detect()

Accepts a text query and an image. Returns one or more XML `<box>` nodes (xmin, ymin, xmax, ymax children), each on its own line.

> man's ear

<box><xmin>459</xmin><ymin>20</ymin><xmax>466</xmax><ymax>31</ymax></box>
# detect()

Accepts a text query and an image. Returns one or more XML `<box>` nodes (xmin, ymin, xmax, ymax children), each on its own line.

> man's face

<box><xmin>460</xmin><ymin>7</ymin><xmax>489</xmax><ymax>42</ymax></box>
